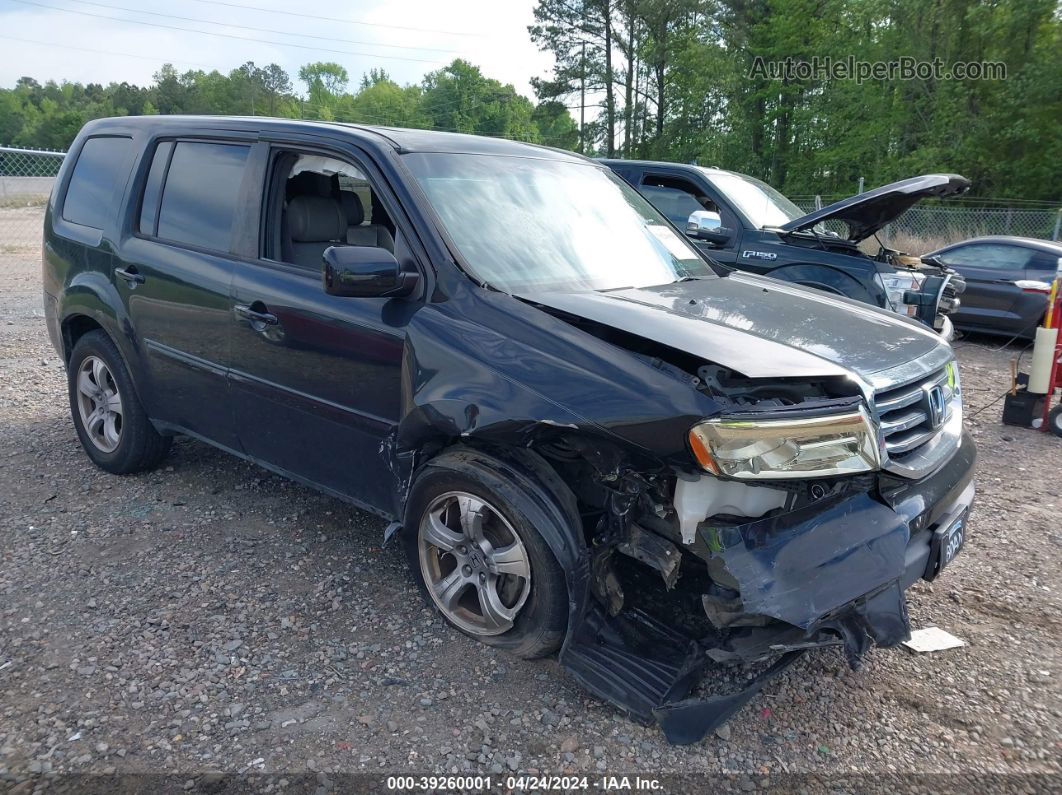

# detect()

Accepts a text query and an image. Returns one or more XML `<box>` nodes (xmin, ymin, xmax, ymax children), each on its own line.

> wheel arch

<box><xmin>766</xmin><ymin>262</ymin><xmax>878</xmax><ymax>304</ymax></box>
<box><xmin>59</xmin><ymin>285</ymin><xmax>150</xmax><ymax>408</ymax></box>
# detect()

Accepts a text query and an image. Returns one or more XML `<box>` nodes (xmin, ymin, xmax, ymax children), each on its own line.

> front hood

<box><xmin>521</xmin><ymin>273</ymin><xmax>948</xmax><ymax>389</ymax></box>
<box><xmin>778</xmin><ymin>174</ymin><xmax>970</xmax><ymax>242</ymax></box>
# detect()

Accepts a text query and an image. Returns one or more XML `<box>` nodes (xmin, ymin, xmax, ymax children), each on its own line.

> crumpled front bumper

<box><xmin>558</xmin><ymin>431</ymin><xmax>977</xmax><ymax>744</ymax></box>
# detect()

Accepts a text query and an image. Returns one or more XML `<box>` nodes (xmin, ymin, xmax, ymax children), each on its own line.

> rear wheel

<box><xmin>67</xmin><ymin>330</ymin><xmax>171</xmax><ymax>474</ymax></box>
<box><xmin>404</xmin><ymin>449</ymin><xmax>571</xmax><ymax>659</ymax></box>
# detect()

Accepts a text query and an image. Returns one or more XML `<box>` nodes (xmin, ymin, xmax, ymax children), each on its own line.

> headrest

<box><xmin>286</xmin><ymin>171</ymin><xmax>333</xmax><ymax>198</ymax></box>
<box><xmin>339</xmin><ymin>191</ymin><xmax>365</xmax><ymax>226</ymax></box>
<box><xmin>287</xmin><ymin>195</ymin><xmax>347</xmax><ymax>242</ymax></box>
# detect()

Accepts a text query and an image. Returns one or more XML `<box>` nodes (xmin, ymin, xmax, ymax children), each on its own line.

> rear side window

<box><xmin>62</xmin><ymin>136</ymin><xmax>134</xmax><ymax>229</ymax></box>
<box><xmin>156</xmin><ymin>141</ymin><xmax>250</xmax><ymax>253</ymax></box>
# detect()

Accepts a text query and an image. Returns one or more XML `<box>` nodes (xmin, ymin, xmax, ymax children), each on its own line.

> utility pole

<box><xmin>579</xmin><ymin>41</ymin><xmax>586</xmax><ymax>155</ymax></box>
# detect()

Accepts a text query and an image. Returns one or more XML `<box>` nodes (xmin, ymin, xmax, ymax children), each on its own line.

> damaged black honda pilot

<box><xmin>44</xmin><ymin>117</ymin><xmax>976</xmax><ymax>745</ymax></box>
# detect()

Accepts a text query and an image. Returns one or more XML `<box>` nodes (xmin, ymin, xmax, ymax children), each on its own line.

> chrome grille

<box><xmin>875</xmin><ymin>366</ymin><xmax>953</xmax><ymax>461</ymax></box>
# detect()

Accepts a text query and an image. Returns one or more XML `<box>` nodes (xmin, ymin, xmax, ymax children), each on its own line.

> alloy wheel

<box><xmin>75</xmin><ymin>355</ymin><xmax>124</xmax><ymax>453</ymax></box>
<box><xmin>418</xmin><ymin>491</ymin><xmax>532</xmax><ymax>636</ymax></box>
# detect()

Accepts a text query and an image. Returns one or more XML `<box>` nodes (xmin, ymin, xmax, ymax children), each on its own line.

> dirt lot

<box><xmin>1</xmin><ymin>218</ymin><xmax>1060</xmax><ymax>792</ymax></box>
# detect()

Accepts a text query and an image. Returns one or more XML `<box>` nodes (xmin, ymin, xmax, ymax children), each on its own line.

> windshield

<box><xmin>701</xmin><ymin>168</ymin><xmax>807</xmax><ymax>228</ymax></box>
<box><xmin>403</xmin><ymin>153</ymin><xmax>712</xmax><ymax>293</ymax></box>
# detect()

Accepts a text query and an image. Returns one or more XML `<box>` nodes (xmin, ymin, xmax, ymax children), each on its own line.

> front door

<box><xmin>228</xmin><ymin>145</ymin><xmax>416</xmax><ymax>514</ymax></box>
<box><xmin>937</xmin><ymin>242</ymin><xmax>1039</xmax><ymax>335</ymax></box>
<box><xmin>115</xmin><ymin>137</ymin><xmax>253</xmax><ymax>450</ymax></box>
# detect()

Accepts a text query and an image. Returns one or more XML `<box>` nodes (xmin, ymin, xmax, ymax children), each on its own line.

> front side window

<box><xmin>262</xmin><ymin>152</ymin><xmax>396</xmax><ymax>269</ymax></box>
<box><xmin>156</xmin><ymin>141</ymin><xmax>249</xmax><ymax>252</ymax></box>
<box><xmin>938</xmin><ymin>244</ymin><xmax>1032</xmax><ymax>271</ymax></box>
<box><xmin>639</xmin><ymin>177</ymin><xmax>713</xmax><ymax>228</ymax></box>
<box><xmin>62</xmin><ymin>136</ymin><xmax>134</xmax><ymax>229</ymax></box>
<box><xmin>403</xmin><ymin>153</ymin><xmax>711</xmax><ymax>293</ymax></box>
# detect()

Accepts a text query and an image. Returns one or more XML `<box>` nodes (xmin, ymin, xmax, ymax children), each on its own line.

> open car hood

<box><xmin>777</xmin><ymin>174</ymin><xmax>970</xmax><ymax>242</ymax></box>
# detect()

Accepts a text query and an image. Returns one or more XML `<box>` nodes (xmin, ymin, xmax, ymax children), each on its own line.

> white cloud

<box><xmin>0</xmin><ymin>0</ymin><xmax>554</xmax><ymax>97</ymax></box>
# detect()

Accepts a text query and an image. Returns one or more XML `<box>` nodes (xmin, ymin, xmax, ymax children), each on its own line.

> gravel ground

<box><xmin>1</xmin><ymin>224</ymin><xmax>1060</xmax><ymax>791</ymax></box>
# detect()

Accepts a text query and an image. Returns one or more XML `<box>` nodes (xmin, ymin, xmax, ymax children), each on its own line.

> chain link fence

<box><xmin>1</xmin><ymin>145</ymin><xmax>1060</xmax><ymax>259</ymax></box>
<box><xmin>0</xmin><ymin>146</ymin><xmax>65</xmax><ymax>255</ymax></box>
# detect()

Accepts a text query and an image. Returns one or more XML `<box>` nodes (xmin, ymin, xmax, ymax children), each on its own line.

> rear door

<box><xmin>227</xmin><ymin>141</ymin><xmax>418</xmax><ymax>514</ymax></box>
<box><xmin>114</xmin><ymin>137</ymin><xmax>253</xmax><ymax>449</ymax></box>
<box><xmin>1027</xmin><ymin>247</ymin><xmax>1062</xmax><ymax>284</ymax></box>
<box><xmin>936</xmin><ymin>242</ymin><xmax>1039</xmax><ymax>335</ymax></box>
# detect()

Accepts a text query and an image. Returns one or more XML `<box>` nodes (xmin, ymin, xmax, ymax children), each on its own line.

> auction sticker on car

<box><xmin>646</xmin><ymin>223</ymin><xmax>699</xmax><ymax>261</ymax></box>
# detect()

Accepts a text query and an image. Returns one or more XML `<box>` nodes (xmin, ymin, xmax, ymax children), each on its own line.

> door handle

<box><xmin>114</xmin><ymin>266</ymin><xmax>145</xmax><ymax>285</ymax></box>
<box><xmin>234</xmin><ymin>303</ymin><xmax>279</xmax><ymax>325</ymax></box>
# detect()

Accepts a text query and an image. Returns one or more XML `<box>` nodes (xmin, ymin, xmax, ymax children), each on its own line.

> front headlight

<box><xmin>877</xmin><ymin>270</ymin><xmax>927</xmax><ymax>317</ymax></box>
<box><xmin>688</xmin><ymin>406</ymin><xmax>882</xmax><ymax>479</ymax></box>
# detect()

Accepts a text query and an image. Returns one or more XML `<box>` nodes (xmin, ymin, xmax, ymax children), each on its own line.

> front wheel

<box><xmin>404</xmin><ymin>449</ymin><xmax>571</xmax><ymax>659</ymax></box>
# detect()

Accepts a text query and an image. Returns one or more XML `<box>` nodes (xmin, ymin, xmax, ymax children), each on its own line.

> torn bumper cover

<box><xmin>558</xmin><ymin>431</ymin><xmax>976</xmax><ymax>745</ymax></box>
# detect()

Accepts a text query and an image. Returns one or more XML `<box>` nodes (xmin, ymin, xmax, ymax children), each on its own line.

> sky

<box><xmin>0</xmin><ymin>0</ymin><xmax>556</xmax><ymax>99</ymax></box>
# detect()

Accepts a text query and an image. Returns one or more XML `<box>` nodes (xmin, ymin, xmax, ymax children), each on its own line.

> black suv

<box><xmin>602</xmin><ymin>159</ymin><xmax>967</xmax><ymax>336</ymax></box>
<box><xmin>44</xmin><ymin>117</ymin><xmax>976</xmax><ymax>743</ymax></box>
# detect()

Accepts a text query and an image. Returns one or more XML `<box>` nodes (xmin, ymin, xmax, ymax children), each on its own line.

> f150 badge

<box><xmin>742</xmin><ymin>250</ymin><xmax>777</xmax><ymax>260</ymax></box>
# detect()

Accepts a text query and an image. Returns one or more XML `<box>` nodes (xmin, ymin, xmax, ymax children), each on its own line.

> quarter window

<box><xmin>62</xmin><ymin>136</ymin><xmax>134</xmax><ymax>229</ymax></box>
<box><xmin>156</xmin><ymin>141</ymin><xmax>250</xmax><ymax>252</ymax></box>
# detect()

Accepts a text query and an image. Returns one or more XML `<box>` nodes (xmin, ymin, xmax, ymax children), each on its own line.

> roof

<box><xmin>81</xmin><ymin>115</ymin><xmax>591</xmax><ymax>163</ymax></box>
<box><xmin>938</xmin><ymin>235</ymin><xmax>1062</xmax><ymax>254</ymax></box>
<box><xmin>598</xmin><ymin>158</ymin><xmax>732</xmax><ymax>176</ymax></box>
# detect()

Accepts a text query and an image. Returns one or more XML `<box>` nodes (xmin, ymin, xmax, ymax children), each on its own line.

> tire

<box><xmin>404</xmin><ymin>447</ymin><xmax>573</xmax><ymax>659</ymax></box>
<box><xmin>1049</xmin><ymin>405</ymin><xmax>1062</xmax><ymax>439</ymax></box>
<box><xmin>67</xmin><ymin>330</ymin><xmax>172</xmax><ymax>474</ymax></box>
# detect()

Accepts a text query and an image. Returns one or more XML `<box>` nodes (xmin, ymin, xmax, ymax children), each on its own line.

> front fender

<box><xmin>766</xmin><ymin>263</ymin><xmax>879</xmax><ymax>305</ymax></box>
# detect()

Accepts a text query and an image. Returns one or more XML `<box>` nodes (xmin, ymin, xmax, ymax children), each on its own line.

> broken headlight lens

<box><xmin>688</xmin><ymin>406</ymin><xmax>882</xmax><ymax>479</ymax></box>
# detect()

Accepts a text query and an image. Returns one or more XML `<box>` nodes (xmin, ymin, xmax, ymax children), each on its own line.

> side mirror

<box><xmin>686</xmin><ymin>210</ymin><xmax>732</xmax><ymax>246</ymax></box>
<box><xmin>322</xmin><ymin>246</ymin><xmax>419</xmax><ymax>298</ymax></box>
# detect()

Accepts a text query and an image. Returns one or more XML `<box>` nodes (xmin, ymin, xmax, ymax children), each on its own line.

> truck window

<box><xmin>62</xmin><ymin>136</ymin><xmax>134</xmax><ymax>230</ymax></box>
<box><xmin>156</xmin><ymin>141</ymin><xmax>250</xmax><ymax>253</ymax></box>
<box><xmin>639</xmin><ymin>175</ymin><xmax>718</xmax><ymax>228</ymax></box>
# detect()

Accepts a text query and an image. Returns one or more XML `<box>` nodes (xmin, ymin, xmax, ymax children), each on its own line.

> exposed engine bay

<box><xmin>522</xmin><ymin>306</ymin><xmax>975</xmax><ymax>744</ymax></box>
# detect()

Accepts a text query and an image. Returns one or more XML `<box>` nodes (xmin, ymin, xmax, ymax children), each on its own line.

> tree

<box><xmin>260</xmin><ymin>64</ymin><xmax>294</xmax><ymax>117</ymax></box>
<box><xmin>530</xmin><ymin>0</ymin><xmax>626</xmax><ymax>155</ymax></box>
<box><xmin>422</xmin><ymin>60</ymin><xmax>538</xmax><ymax>141</ymax></box>
<box><xmin>298</xmin><ymin>62</ymin><xmax>349</xmax><ymax>118</ymax></box>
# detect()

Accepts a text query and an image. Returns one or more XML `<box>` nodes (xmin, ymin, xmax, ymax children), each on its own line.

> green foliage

<box><xmin>0</xmin><ymin>59</ymin><xmax>576</xmax><ymax>155</ymax></box>
<box><xmin>530</xmin><ymin>0</ymin><xmax>1061</xmax><ymax>201</ymax></box>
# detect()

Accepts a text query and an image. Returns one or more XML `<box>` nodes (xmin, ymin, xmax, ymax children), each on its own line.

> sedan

<box><xmin>925</xmin><ymin>236</ymin><xmax>1061</xmax><ymax>339</ymax></box>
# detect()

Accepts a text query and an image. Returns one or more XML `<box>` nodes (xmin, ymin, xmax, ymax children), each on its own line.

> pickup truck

<box><xmin>602</xmin><ymin>159</ymin><xmax>967</xmax><ymax>336</ymax></box>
